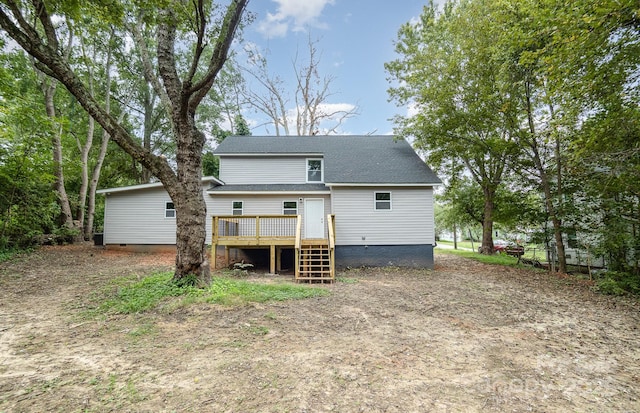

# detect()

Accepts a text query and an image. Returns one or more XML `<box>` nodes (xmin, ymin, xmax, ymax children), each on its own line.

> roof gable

<box><xmin>214</xmin><ymin>135</ymin><xmax>442</xmax><ymax>185</ymax></box>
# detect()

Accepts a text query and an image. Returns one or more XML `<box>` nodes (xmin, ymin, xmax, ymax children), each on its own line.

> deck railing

<box><xmin>212</xmin><ymin>214</ymin><xmax>334</xmax><ymax>280</ymax></box>
<box><xmin>213</xmin><ymin>215</ymin><xmax>299</xmax><ymax>245</ymax></box>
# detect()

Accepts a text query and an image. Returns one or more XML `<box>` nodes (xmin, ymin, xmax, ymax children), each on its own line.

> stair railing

<box><xmin>294</xmin><ymin>214</ymin><xmax>302</xmax><ymax>278</ymax></box>
<box><xmin>327</xmin><ymin>214</ymin><xmax>336</xmax><ymax>279</ymax></box>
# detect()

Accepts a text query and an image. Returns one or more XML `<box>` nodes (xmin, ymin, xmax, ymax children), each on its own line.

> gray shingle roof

<box><xmin>214</xmin><ymin>135</ymin><xmax>442</xmax><ymax>185</ymax></box>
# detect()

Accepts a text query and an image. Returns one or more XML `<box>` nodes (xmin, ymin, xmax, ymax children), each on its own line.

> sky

<box><xmin>236</xmin><ymin>0</ymin><xmax>438</xmax><ymax>136</ymax></box>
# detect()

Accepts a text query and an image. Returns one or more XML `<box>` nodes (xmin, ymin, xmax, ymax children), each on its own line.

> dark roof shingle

<box><xmin>214</xmin><ymin>135</ymin><xmax>442</xmax><ymax>185</ymax></box>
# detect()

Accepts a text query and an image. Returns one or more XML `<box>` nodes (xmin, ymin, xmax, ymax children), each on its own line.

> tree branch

<box><xmin>156</xmin><ymin>8</ymin><xmax>182</xmax><ymax>110</ymax></box>
<box><xmin>128</xmin><ymin>17</ymin><xmax>174</xmax><ymax>123</ymax></box>
<box><xmin>184</xmin><ymin>0</ymin><xmax>207</xmax><ymax>87</ymax></box>
<box><xmin>189</xmin><ymin>0</ymin><xmax>248</xmax><ymax>110</ymax></box>
<box><xmin>33</xmin><ymin>0</ymin><xmax>59</xmax><ymax>51</ymax></box>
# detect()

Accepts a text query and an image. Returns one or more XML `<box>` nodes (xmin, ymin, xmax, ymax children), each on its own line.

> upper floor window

<box><xmin>232</xmin><ymin>201</ymin><xmax>243</xmax><ymax>215</ymax></box>
<box><xmin>165</xmin><ymin>202</ymin><xmax>176</xmax><ymax>218</ymax></box>
<box><xmin>374</xmin><ymin>192</ymin><xmax>392</xmax><ymax>210</ymax></box>
<box><xmin>283</xmin><ymin>201</ymin><xmax>298</xmax><ymax>215</ymax></box>
<box><xmin>307</xmin><ymin>158</ymin><xmax>323</xmax><ymax>182</ymax></box>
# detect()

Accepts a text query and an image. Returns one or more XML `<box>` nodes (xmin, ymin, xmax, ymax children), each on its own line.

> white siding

<box><xmin>210</xmin><ymin>194</ymin><xmax>331</xmax><ymax>239</ymax></box>
<box><xmin>103</xmin><ymin>183</ymin><xmax>216</xmax><ymax>245</ymax></box>
<box><xmin>219</xmin><ymin>156</ymin><xmax>308</xmax><ymax>184</ymax></box>
<box><xmin>331</xmin><ymin>187</ymin><xmax>435</xmax><ymax>245</ymax></box>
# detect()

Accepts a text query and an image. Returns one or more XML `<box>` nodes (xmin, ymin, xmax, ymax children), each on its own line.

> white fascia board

<box><xmin>325</xmin><ymin>182</ymin><xmax>441</xmax><ymax>187</ymax></box>
<box><xmin>216</xmin><ymin>153</ymin><xmax>323</xmax><ymax>157</ymax></box>
<box><xmin>97</xmin><ymin>176</ymin><xmax>223</xmax><ymax>195</ymax></box>
<box><xmin>97</xmin><ymin>181</ymin><xmax>163</xmax><ymax>194</ymax></box>
<box><xmin>206</xmin><ymin>190</ymin><xmax>331</xmax><ymax>195</ymax></box>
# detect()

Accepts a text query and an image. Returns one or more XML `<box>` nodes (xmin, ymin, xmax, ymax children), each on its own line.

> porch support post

<box><xmin>211</xmin><ymin>243</ymin><xmax>217</xmax><ymax>270</ymax></box>
<box><xmin>277</xmin><ymin>247</ymin><xmax>282</xmax><ymax>272</ymax></box>
<box><xmin>225</xmin><ymin>246</ymin><xmax>229</xmax><ymax>268</ymax></box>
<box><xmin>270</xmin><ymin>244</ymin><xmax>276</xmax><ymax>274</ymax></box>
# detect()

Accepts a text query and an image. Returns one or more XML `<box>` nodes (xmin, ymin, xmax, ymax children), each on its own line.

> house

<box><xmin>96</xmin><ymin>176</ymin><xmax>221</xmax><ymax>249</ymax></box>
<box><xmin>98</xmin><ymin>135</ymin><xmax>442</xmax><ymax>281</ymax></box>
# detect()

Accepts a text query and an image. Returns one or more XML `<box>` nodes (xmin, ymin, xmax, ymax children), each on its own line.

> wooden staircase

<box><xmin>295</xmin><ymin>214</ymin><xmax>336</xmax><ymax>283</ymax></box>
<box><xmin>297</xmin><ymin>243</ymin><xmax>333</xmax><ymax>282</ymax></box>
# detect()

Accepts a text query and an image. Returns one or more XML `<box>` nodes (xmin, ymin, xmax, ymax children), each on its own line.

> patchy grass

<box><xmin>88</xmin><ymin>272</ymin><xmax>330</xmax><ymax>315</ymax></box>
<box><xmin>437</xmin><ymin>247</ymin><xmax>524</xmax><ymax>267</ymax></box>
<box><xmin>437</xmin><ymin>240</ymin><xmax>477</xmax><ymax>250</ymax></box>
<box><xmin>0</xmin><ymin>247</ymin><xmax>32</xmax><ymax>263</ymax></box>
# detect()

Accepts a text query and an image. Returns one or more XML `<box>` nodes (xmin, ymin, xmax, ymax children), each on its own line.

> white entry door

<box><xmin>304</xmin><ymin>198</ymin><xmax>325</xmax><ymax>239</ymax></box>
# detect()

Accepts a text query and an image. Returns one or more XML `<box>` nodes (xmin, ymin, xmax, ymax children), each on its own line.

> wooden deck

<box><xmin>211</xmin><ymin>214</ymin><xmax>335</xmax><ymax>281</ymax></box>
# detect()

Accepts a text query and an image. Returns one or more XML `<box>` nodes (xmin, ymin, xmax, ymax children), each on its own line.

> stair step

<box><xmin>299</xmin><ymin>271</ymin><xmax>332</xmax><ymax>274</ymax></box>
<box><xmin>296</xmin><ymin>243</ymin><xmax>334</xmax><ymax>282</ymax></box>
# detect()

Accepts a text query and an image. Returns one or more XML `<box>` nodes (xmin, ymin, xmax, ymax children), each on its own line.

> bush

<box><xmin>595</xmin><ymin>271</ymin><xmax>640</xmax><ymax>296</ymax></box>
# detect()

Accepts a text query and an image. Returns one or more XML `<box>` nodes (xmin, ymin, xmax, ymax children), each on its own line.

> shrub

<box><xmin>595</xmin><ymin>271</ymin><xmax>640</xmax><ymax>296</ymax></box>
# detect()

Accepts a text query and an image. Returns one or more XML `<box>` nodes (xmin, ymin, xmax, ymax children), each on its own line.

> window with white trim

<box><xmin>165</xmin><ymin>201</ymin><xmax>176</xmax><ymax>218</ymax></box>
<box><xmin>374</xmin><ymin>192</ymin><xmax>392</xmax><ymax>210</ymax></box>
<box><xmin>232</xmin><ymin>201</ymin><xmax>243</xmax><ymax>215</ymax></box>
<box><xmin>283</xmin><ymin>201</ymin><xmax>298</xmax><ymax>215</ymax></box>
<box><xmin>306</xmin><ymin>158</ymin><xmax>323</xmax><ymax>182</ymax></box>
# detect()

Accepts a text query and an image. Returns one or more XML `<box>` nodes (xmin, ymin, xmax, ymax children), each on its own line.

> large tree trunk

<box><xmin>524</xmin><ymin>81</ymin><xmax>567</xmax><ymax>272</ymax></box>
<box><xmin>86</xmin><ymin>128</ymin><xmax>109</xmax><ymax>240</ymax></box>
<box><xmin>141</xmin><ymin>84</ymin><xmax>156</xmax><ymax>183</ymax></box>
<box><xmin>480</xmin><ymin>187</ymin><xmax>496</xmax><ymax>254</ymax></box>
<box><xmin>172</xmin><ymin>124</ymin><xmax>210</xmax><ymax>284</ymax></box>
<box><xmin>86</xmin><ymin>112</ymin><xmax>121</xmax><ymax>240</ymax></box>
<box><xmin>76</xmin><ymin>114</ymin><xmax>93</xmax><ymax>239</ymax></box>
<box><xmin>530</xmin><ymin>141</ymin><xmax>567</xmax><ymax>272</ymax></box>
<box><xmin>41</xmin><ymin>78</ymin><xmax>75</xmax><ymax>232</ymax></box>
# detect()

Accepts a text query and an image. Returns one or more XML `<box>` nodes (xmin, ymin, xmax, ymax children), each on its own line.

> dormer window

<box><xmin>307</xmin><ymin>159</ymin><xmax>323</xmax><ymax>182</ymax></box>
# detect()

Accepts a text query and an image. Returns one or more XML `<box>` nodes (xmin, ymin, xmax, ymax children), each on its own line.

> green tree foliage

<box><xmin>0</xmin><ymin>53</ymin><xmax>58</xmax><ymax>247</ymax></box>
<box><xmin>499</xmin><ymin>0</ymin><xmax>640</xmax><ymax>274</ymax></box>
<box><xmin>555</xmin><ymin>1</ymin><xmax>640</xmax><ymax>275</ymax></box>
<box><xmin>386</xmin><ymin>1</ymin><xmax>520</xmax><ymax>254</ymax></box>
<box><xmin>389</xmin><ymin>0</ymin><xmax>639</xmax><ymax>278</ymax></box>
<box><xmin>0</xmin><ymin>0</ymin><xmax>249</xmax><ymax>284</ymax></box>
<box><xmin>437</xmin><ymin>177</ymin><xmax>541</xmax><ymax>242</ymax></box>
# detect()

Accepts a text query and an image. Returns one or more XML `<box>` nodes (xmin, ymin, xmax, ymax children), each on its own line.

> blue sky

<box><xmin>237</xmin><ymin>0</ymin><xmax>437</xmax><ymax>136</ymax></box>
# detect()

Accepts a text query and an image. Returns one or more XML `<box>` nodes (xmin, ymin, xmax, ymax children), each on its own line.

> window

<box><xmin>283</xmin><ymin>201</ymin><xmax>298</xmax><ymax>215</ymax></box>
<box><xmin>307</xmin><ymin>158</ymin><xmax>323</xmax><ymax>182</ymax></box>
<box><xmin>165</xmin><ymin>202</ymin><xmax>176</xmax><ymax>218</ymax></box>
<box><xmin>374</xmin><ymin>192</ymin><xmax>392</xmax><ymax>210</ymax></box>
<box><xmin>232</xmin><ymin>201</ymin><xmax>243</xmax><ymax>215</ymax></box>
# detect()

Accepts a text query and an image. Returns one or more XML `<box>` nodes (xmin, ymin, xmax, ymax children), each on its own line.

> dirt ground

<box><xmin>1</xmin><ymin>245</ymin><xmax>639</xmax><ymax>412</ymax></box>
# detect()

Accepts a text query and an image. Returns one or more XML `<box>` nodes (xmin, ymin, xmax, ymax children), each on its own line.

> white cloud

<box><xmin>280</xmin><ymin>102</ymin><xmax>357</xmax><ymax>134</ymax></box>
<box><xmin>257</xmin><ymin>0</ymin><xmax>335</xmax><ymax>38</ymax></box>
<box><xmin>316</xmin><ymin>102</ymin><xmax>357</xmax><ymax>118</ymax></box>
